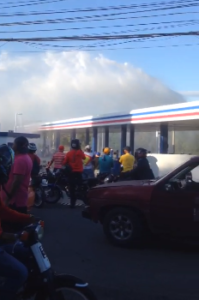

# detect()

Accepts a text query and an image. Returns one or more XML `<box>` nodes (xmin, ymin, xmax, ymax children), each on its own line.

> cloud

<box><xmin>0</xmin><ymin>51</ymin><xmax>184</xmax><ymax>131</ymax></box>
<box><xmin>179</xmin><ymin>91</ymin><xmax>199</xmax><ymax>98</ymax></box>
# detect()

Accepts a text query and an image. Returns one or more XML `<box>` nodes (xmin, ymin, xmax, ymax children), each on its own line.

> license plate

<box><xmin>31</xmin><ymin>243</ymin><xmax>51</xmax><ymax>273</ymax></box>
<box><xmin>39</xmin><ymin>245</ymin><xmax>48</xmax><ymax>258</ymax></box>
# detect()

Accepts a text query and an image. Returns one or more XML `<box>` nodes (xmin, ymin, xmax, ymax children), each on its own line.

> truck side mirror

<box><xmin>185</xmin><ymin>172</ymin><xmax>192</xmax><ymax>183</ymax></box>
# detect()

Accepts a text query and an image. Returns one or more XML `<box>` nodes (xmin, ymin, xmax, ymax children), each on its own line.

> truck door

<box><xmin>150</xmin><ymin>164</ymin><xmax>199</xmax><ymax>238</ymax></box>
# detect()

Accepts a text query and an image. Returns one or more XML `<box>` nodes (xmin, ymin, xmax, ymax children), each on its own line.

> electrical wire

<box><xmin>0</xmin><ymin>0</ymin><xmax>197</xmax><ymax>54</ymax></box>
<box><xmin>22</xmin><ymin>35</ymin><xmax>175</xmax><ymax>51</ymax></box>
<box><xmin>0</xmin><ymin>0</ymin><xmax>197</xmax><ymax>10</ymax></box>
<box><xmin>0</xmin><ymin>31</ymin><xmax>198</xmax><ymax>42</ymax></box>
<box><xmin>7</xmin><ymin>42</ymin><xmax>198</xmax><ymax>53</ymax></box>
<box><xmin>0</xmin><ymin>0</ymin><xmax>68</xmax><ymax>10</ymax></box>
<box><xmin>1</xmin><ymin>10</ymin><xmax>199</xmax><ymax>27</ymax></box>
<box><xmin>0</xmin><ymin>0</ymin><xmax>198</xmax><ymax>16</ymax></box>
<box><xmin>0</xmin><ymin>19</ymin><xmax>198</xmax><ymax>34</ymax></box>
<box><xmin>15</xmin><ymin>21</ymin><xmax>198</xmax><ymax>49</ymax></box>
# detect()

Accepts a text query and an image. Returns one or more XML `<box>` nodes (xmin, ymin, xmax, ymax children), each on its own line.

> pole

<box><xmin>14</xmin><ymin>113</ymin><xmax>17</xmax><ymax>132</ymax></box>
<box><xmin>172</xmin><ymin>128</ymin><xmax>175</xmax><ymax>154</ymax></box>
<box><xmin>14</xmin><ymin>113</ymin><xmax>22</xmax><ymax>133</ymax></box>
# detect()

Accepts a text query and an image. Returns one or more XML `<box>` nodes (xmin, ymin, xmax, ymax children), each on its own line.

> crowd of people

<box><xmin>0</xmin><ymin>136</ymin><xmax>154</xmax><ymax>212</ymax></box>
<box><xmin>44</xmin><ymin>138</ymin><xmax>154</xmax><ymax>207</ymax></box>
<box><xmin>0</xmin><ymin>135</ymin><xmax>155</xmax><ymax>299</ymax></box>
<box><xmin>0</xmin><ymin>140</ymin><xmax>36</xmax><ymax>299</ymax></box>
<box><xmin>48</xmin><ymin>141</ymin><xmax>151</xmax><ymax>178</ymax></box>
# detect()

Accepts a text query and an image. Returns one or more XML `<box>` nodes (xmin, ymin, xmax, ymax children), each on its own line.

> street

<box><xmin>33</xmin><ymin>204</ymin><xmax>199</xmax><ymax>300</ymax></box>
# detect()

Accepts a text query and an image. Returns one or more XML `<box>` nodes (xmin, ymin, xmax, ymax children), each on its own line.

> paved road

<box><xmin>33</xmin><ymin>204</ymin><xmax>199</xmax><ymax>300</ymax></box>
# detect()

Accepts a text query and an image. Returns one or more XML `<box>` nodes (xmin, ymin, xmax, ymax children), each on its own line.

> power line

<box><xmin>0</xmin><ymin>0</ymin><xmax>52</xmax><ymax>4</ymax></box>
<box><xmin>0</xmin><ymin>31</ymin><xmax>198</xmax><ymax>42</ymax></box>
<box><xmin>23</xmin><ymin>35</ymin><xmax>176</xmax><ymax>51</ymax></box>
<box><xmin>5</xmin><ymin>42</ymin><xmax>199</xmax><ymax>53</ymax></box>
<box><xmin>0</xmin><ymin>10</ymin><xmax>198</xmax><ymax>27</ymax></box>
<box><xmin>0</xmin><ymin>0</ymin><xmax>198</xmax><ymax>16</ymax></box>
<box><xmin>0</xmin><ymin>0</ymin><xmax>196</xmax><ymax>10</ymax></box>
<box><xmin>14</xmin><ymin>21</ymin><xmax>197</xmax><ymax>48</ymax></box>
<box><xmin>0</xmin><ymin>0</ymin><xmax>68</xmax><ymax>10</ymax></box>
<box><xmin>0</xmin><ymin>19</ymin><xmax>198</xmax><ymax>34</ymax></box>
<box><xmin>1</xmin><ymin>19</ymin><xmax>198</xmax><ymax>36</ymax></box>
<box><xmin>0</xmin><ymin>0</ymin><xmax>197</xmax><ymax>54</ymax></box>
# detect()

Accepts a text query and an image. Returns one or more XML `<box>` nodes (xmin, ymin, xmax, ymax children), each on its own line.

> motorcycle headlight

<box><xmin>41</xmin><ymin>179</ymin><xmax>48</xmax><ymax>186</ymax></box>
<box><xmin>35</xmin><ymin>225</ymin><xmax>44</xmax><ymax>241</ymax></box>
<box><xmin>104</xmin><ymin>177</ymin><xmax>109</xmax><ymax>184</ymax></box>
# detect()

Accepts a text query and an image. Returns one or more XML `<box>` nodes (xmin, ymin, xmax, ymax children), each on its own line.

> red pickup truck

<box><xmin>82</xmin><ymin>156</ymin><xmax>199</xmax><ymax>246</ymax></box>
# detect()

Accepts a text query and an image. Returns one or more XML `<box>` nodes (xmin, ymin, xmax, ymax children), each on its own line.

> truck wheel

<box><xmin>103</xmin><ymin>207</ymin><xmax>144</xmax><ymax>247</ymax></box>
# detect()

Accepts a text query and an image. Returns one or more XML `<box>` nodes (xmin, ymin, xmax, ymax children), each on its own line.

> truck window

<box><xmin>170</xmin><ymin>164</ymin><xmax>199</xmax><ymax>182</ymax></box>
<box><xmin>168</xmin><ymin>163</ymin><xmax>199</xmax><ymax>191</ymax></box>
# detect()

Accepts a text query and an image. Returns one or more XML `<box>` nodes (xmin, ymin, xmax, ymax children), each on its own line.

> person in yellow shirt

<box><xmin>119</xmin><ymin>146</ymin><xmax>135</xmax><ymax>179</ymax></box>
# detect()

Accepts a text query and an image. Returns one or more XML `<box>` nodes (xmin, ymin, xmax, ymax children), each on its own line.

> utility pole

<box><xmin>14</xmin><ymin>113</ymin><xmax>23</xmax><ymax>132</ymax></box>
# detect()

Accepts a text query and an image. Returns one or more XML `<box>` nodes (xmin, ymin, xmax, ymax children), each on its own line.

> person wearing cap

<box><xmin>130</xmin><ymin>148</ymin><xmax>155</xmax><ymax>180</ymax></box>
<box><xmin>112</xmin><ymin>151</ymin><xmax>121</xmax><ymax>177</ymax></box>
<box><xmin>98</xmin><ymin>147</ymin><xmax>113</xmax><ymax>176</ymax></box>
<box><xmin>119</xmin><ymin>146</ymin><xmax>135</xmax><ymax>179</ymax></box>
<box><xmin>83</xmin><ymin>145</ymin><xmax>95</xmax><ymax>179</ymax></box>
<box><xmin>94</xmin><ymin>152</ymin><xmax>101</xmax><ymax>172</ymax></box>
<box><xmin>28</xmin><ymin>143</ymin><xmax>41</xmax><ymax>177</ymax></box>
<box><xmin>47</xmin><ymin>145</ymin><xmax>65</xmax><ymax>172</ymax></box>
<box><xmin>63</xmin><ymin>139</ymin><xmax>85</xmax><ymax>208</ymax></box>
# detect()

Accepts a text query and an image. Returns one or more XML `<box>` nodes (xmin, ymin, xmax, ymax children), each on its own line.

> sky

<box><xmin>0</xmin><ymin>0</ymin><xmax>198</xmax><ymax>130</ymax></box>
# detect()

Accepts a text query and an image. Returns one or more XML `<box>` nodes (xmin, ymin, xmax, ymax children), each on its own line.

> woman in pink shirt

<box><xmin>1</xmin><ymin>136</ymin><xmax>32</xmax><ymax>214</ymax></box>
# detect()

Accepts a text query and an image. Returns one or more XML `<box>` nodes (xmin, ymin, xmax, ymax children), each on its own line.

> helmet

<box><xmin>103</xmin><ymin>147</ymin><xmax>110</xmax><ymax>155</ymax></box>
<box><xmin>85</xmin><ymin>145</ymin><xmax>91</xmax><ymax>152</ymax></box>
<box><xmin>28</xmin><ymin>143</ymin><xmax>37</xmax><ymax>151</ymax></box>
<box><xmin>0</xmin><ymin>144</ymin><xmax>14</xmax><ymax>185</ymax></box>
<box><xmin>59</xmin><ymin>145</ymin><xmax>64</xmax><ymax>151</ymax></box>
<box><xmin>135</xmin><ymin>148</ymin><xmax>147</xmax><ymax>159</ymax></box>
<box><xmin>71</xmin><ymin>139</ymin><xmax>80</xmax><ymax>150</ymax></box>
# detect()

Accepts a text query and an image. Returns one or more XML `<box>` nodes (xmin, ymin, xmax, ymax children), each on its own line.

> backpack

<box><xmin>31</xmin><ymin>157</ymin><xmax>40</xmax><ymax>177</ymax></box>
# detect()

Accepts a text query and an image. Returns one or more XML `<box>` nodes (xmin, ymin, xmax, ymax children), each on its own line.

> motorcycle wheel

<box><xmin>44</xmin><ymin>186</ymin><xmax>62</xmax><ymax>204</ymax></box>
<box><xmin>34</xmin><ymin>187</ymin><xmax>45</xmax><ymax>208</ymax></box>
<box><xmin>35</xmin><ymin>274</ymin><xmax>97</xmax><ymax>300</ymax></box>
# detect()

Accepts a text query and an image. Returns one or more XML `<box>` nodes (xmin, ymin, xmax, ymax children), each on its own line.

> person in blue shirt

<box><xmin>112</xmin><ymin>151</ymin><xmax>121</xmax><ymax>177</ymax></box>
<box><xmin>99</xmin><ymin>147</ymin><xmax>113</xmax><ymax>175</ymax></box>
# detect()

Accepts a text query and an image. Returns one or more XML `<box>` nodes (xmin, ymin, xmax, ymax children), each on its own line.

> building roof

<box><xmin>40</xmin><ymin>100</ymin><xmax>199</xmax><ymax>131</ymax></box>
<box><xmin>0</xmin><ymin>132</ymin><xmax>40</xmax><ymax>138</ymax></box>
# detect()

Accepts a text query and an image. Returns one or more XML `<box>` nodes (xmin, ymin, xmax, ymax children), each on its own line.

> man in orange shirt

<box><xmin>0</xmin><ymin>144</ymin><xmax>35</xmax><ymax>300</ymax></box>
<box><xmin>63</xmin><ymin>139</ymin><xmax>85</xmax><ymax>208</ymax></box>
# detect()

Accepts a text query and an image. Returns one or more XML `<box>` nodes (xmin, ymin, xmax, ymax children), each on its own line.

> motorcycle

<box><xmin>47</xmin><ymin>168</ymin><xmax>98</xmax><ymax>204</ymax></box>
<box><xmin>11</xmin><ymin>221</ymin><xmax>97</xmax><ymax>300</ymax></box>
<box><xmin>30</xmin><ymin>172</ymin><xmax>63</xmax><ymax>208</ymax></box>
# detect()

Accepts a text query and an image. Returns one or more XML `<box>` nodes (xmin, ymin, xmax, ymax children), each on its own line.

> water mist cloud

<box><xmin>0</xmin><ymin>51</ymin><xmax>184</xmax><ymax>131</ymax></box>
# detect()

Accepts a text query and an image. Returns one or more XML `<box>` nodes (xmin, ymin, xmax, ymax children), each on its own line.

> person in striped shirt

<box><xmin>47</xmin><ymin>145</ymin><xmax>65</xmax><ymax>172</ymax></box>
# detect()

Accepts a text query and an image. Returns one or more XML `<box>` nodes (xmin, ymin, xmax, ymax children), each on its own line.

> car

<box><xmin>82</xmin><ymin>156</ymin><xmax>199</xmax><ymax>247</ymax></box>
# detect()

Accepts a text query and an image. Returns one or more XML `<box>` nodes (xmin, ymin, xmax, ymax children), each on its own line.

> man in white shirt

<box><xmin>83</xmin><ymin>145</ymin><xmax>95</xmax><ymax>179</ymax></box>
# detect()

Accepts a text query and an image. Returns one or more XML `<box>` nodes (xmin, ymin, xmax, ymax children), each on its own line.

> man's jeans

<box><xmin>0</xmin><ymin>243</ymin><xmax>28</xmax><ymax>300</ymax></box>
<box><xmin>83</xmin><ymin>168</ymin><xmax>95</xmax><ymax>179</ymax></box>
